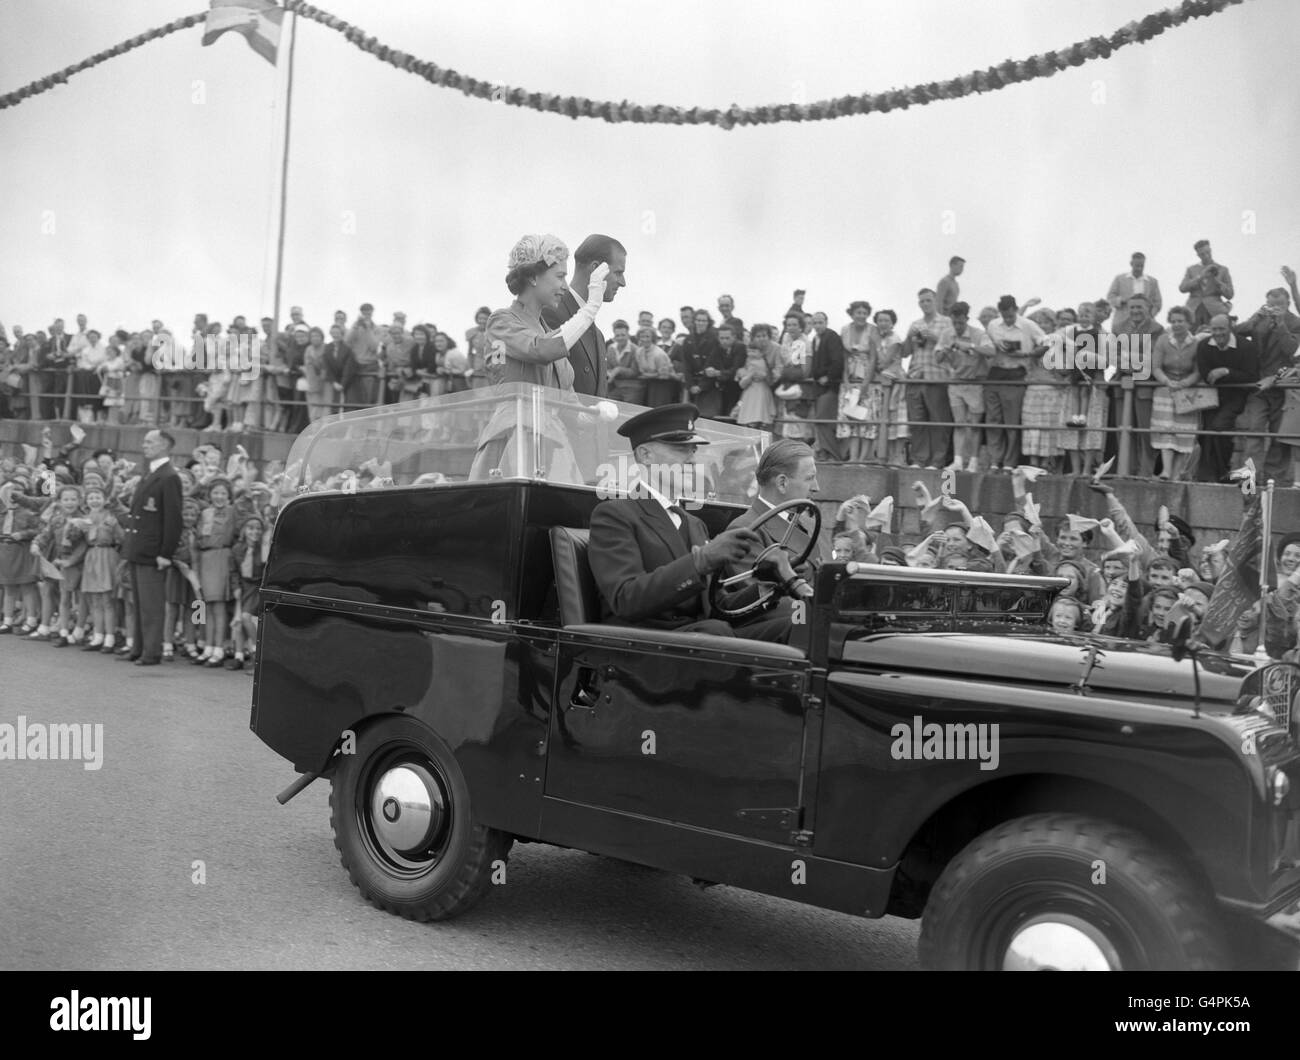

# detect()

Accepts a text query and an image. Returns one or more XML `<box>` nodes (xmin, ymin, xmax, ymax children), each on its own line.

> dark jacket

<box><xmin>680</xmin><ymin>331</ymin><xmax>727</xmax><ymax>397</ymax></box>
<box><xmin>322</xmin><ymin>342</ymin><xmax>357</xmax><ymax>390</ymax></box>
<box><xmin>122</xmin><ymin>460</ymin><xmax>183</xmax><ymax>563</ymax></box>
<box><xmin>1196</xmin><ymin>333</ymin><xmax>1260</xmax><ymax>414</ymax></box>
<box><xmin>809</xmin><ymin>328</ymin><xmax>845</xmax><ymax>386</ymax></box>
<box><xmin>588</xmin><ymin>498</ymin><xmax>713</xmax><ymax>627</ymax></box>
<box><xmin>541</xmin><ymin>290</ymin><xmax>608</xmax><ymax>397</ymax></box>
<box><xmin>727</xmin><ymin>497</ymin><xmax>829</xmax><ymax>581</ymax></box>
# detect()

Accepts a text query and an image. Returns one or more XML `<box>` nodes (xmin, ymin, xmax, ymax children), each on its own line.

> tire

<box><xmin>330</xmin><ymin>715</ymin><xmax>511</xmax><ymax>921</ymax></box>
<box><xmin>918</xmin><ymin>813</ymin><xmax>1227</xmax><ymax>970</ymax></box>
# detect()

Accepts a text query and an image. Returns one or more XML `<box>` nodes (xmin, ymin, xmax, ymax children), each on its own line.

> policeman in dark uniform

<box><xmin>587</xmin><ymin>404</ymin><xmax>800</xmax><ymax>643</ymax></box>
<box><xmin>119</xmin><ymin>429</ymin><xmax>183</xmax><ymax>665</ymax></box>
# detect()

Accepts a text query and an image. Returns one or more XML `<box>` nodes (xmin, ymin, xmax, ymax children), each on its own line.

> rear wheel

<box><xmin>919</xmin><ymin>813</ymin><xmax>1227</xmax><ymax>970</ymax></box>
<box><xmin>330</xmin><ymin>716</ymin><xmax>511</xmax><ymax>921</ymax></box>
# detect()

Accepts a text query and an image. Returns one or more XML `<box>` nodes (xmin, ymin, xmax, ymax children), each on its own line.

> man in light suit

<box><xmin>119</xmin><ymin>429</ymin><xmax>183</xmax><ymax>665</ymax></box>
<box><xmin>542</xmin><ymin>234</ymin><xmax>627</xmax><ymax>397</ymax></box>
<box><xmin>1180</xmin><ymin>239</ymin><xmax>1234</xmax><ymax>328</ymax></box>
<box><xmin>1106</xmin><ymin>252</ymin><xmax>1163</xmax><ymax>334</ymax></box>
<box><xmin>587</xmin><ymin>405</ymin><xmax>801</xmax><ymax>643</ymax></box>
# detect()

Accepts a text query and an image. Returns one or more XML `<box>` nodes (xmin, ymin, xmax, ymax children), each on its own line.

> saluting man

<box><xmin>120</xmin><ymin>429</ymin><xmax>183</xmax><ymax>665</ymax></box>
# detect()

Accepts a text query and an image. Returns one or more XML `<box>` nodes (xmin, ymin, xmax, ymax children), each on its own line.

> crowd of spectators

<box><xmin>2</xmin><ymin>239</ymin><xmax>1298</xmax><ymax>488</ymax></box>
<box><xmin>0</xmin><ymin>426</ymin><xmax>287</xmax><ymax>670</ymax></box>
<box><xmin>825</xmin><ymin>464</ymin><xmax>1300</xmax><ymax>662</ymax></box>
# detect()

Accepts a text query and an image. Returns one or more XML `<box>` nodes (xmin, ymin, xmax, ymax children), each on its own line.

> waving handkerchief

<box><xmin>1067</xmin><ymin>514</ymin><xmax>1101</xmax><ymax>535</ymax></box>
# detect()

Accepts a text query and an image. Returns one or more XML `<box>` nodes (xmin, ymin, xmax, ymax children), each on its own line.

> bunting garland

<box><xmin>0</xmin><ymin>0</ymin><xmax>1251</xmax><ymax>125</ymax></box>
<box><xmin>0</xmin><ymin>13</ymin><xmax>207</xmax><ymax>112</ymax></box>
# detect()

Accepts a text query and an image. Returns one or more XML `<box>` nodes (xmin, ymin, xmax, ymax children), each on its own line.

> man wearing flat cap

<box><xmin>587</xmin><ymin>404</ymin><xmax>798</xmax><ymax>642</ymax></box>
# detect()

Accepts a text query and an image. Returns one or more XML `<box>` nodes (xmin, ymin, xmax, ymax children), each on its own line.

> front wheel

<box><xmin>330</xmin><ymin>715</ymin><xmax>511</xmax><ymax>921</ymax></box>
<box><xmin>919</xmin><ymin>813</ymin><xmax>1227</xmax><ymax>970</ymax></box>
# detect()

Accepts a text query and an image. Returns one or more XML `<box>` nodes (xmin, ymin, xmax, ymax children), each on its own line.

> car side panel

<box><xmin>815</xmin><ymin>671</ymin><xmax>1267</xmax><ymax>904</ymax></box>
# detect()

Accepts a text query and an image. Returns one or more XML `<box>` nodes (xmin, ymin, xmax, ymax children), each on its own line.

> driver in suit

<box><xmin>587</xmin><ymin>404</ymin><xmax>800</xmax><ymax>643</ymax></box>
<box><xmin>727</xmin><ymin>439</ymin><xmax>827</xmax><ymax>578</ymax></box>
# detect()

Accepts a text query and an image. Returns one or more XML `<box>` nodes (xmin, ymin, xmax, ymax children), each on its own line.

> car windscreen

<box><xmin>279</xmin><ymin>383</ymin><xmax>767</xmax><ymax>505</ymax></box>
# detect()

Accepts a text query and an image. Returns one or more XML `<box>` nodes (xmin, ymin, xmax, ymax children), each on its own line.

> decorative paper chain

<box><xmin>0</xmin><ymin>0</ymin><xmax>1250</xmax><ymax>126</ymax></box>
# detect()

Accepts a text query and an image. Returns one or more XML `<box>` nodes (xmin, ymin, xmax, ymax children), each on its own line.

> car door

<box><xmin>543</xmin><ymin>629</ymin><xmax>811</xmax><ymax>842</ymax></box>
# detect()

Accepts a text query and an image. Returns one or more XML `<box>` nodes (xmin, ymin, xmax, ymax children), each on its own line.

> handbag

<box><xmin>1171</xmin><ymin>386</ymin><xmax>1219</xmax><ymax>413</ymax></box>
<box><xmin>2</xmin><ymin>371</ymin><xmax>22</xmax><ymax>392</ymax></box>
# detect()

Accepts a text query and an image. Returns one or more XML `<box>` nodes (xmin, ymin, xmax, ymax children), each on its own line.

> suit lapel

<box><xmin>637</xmin><ymin>498</ymin><xmax>686</xmax><ymax>559</ymax></box>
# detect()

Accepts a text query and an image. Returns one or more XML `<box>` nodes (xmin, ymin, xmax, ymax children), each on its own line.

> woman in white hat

<box><xmin>467</xmin><ymin>234</ymin><xmax>609</xmax><ymax>481</ymax></box>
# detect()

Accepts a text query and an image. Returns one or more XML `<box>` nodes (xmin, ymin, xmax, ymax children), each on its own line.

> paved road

<box><xmin>0</xmin><ymin>639</ymin><xmax>919</xmax><ymax>970</ymax></box>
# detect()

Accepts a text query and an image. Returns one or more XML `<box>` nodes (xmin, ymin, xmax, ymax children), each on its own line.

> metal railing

<box><xmin>767</xmin><ymin>376</ymin><xmax>1299</xmax><ymax>476</ymax></box>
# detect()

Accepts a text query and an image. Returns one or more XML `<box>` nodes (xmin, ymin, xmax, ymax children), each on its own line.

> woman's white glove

<box><xmin>585</xmin><ymin>263</ymin><xmax>610</xmax><ymax>307</ymax></box>
<box><xmin>558</xmin><ymin>263</ymin><xmax>610</xmax><ymax>349</ymax></box>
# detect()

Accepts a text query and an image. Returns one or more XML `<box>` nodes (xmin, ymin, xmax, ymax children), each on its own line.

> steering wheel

<box><xmin>709</xmin><ymin>498</ymin><xmax>822</xmax><ymax>620</ymax></box>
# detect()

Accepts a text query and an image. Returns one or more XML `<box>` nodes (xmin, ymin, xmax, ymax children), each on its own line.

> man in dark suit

<box><xmin>322</xmin><ymin>323</ymin><xmax>359</xmax><ymax>412</ymax></box>
<box><xmin>807</xmin><ymin>312</ymin><xmax>845</xmax><ymax>462</ymax></box>
<box><xmin>119</xmin><ymin>429</ymin><xmax>184</xmax><ymax>665</ymax></box>
<box><xmin>587</xmin><ymin>405</ymin><xmax>801</xmax><ymax>643</ymax></box>
<box><xmin>541</xmin><ymin>233</ymin><xmax>627</xmax><ymax>397</ymax></box>
<box><xmin>1195</xmin><ymin>314</ymin><xmax>1260</xmax><ymax>482</ymax></box>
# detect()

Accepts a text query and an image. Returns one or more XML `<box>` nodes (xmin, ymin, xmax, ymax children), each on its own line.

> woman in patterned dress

<box><xmin>775</xmin><ymin>312</ymin><xmax>812</xmax><ymax>441</ymax></box>
<box><xmin>860</xmin><ymin>310</ymin><xmax>908</xmax><ymax>465</ymax></box>
<box><xmin>1149</xmin><ymin>306</ymin><xmax>1202</xmax><ymax>481</ymax></box>
<box><xmin>735</xmin><ymin>324</ymin><xmax>778</xmax><ymax>431</ymax></box>
<box><xmin>1060</xmin><ymin>302</ymin><xmax>1108</xmax><ymax>476</ymax></box>
<box><xmin>1021</xmin><ymin>309</ymin><xmax>1073</xmax><ymax>471</ymax></box>
<box><xmin>837</xmin><ymin>301</ymin><xmax>878</xmax><ymax>463</ymax></box>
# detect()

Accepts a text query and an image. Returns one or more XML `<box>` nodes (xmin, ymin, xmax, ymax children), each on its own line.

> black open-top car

<box><xmin>250</xmin><ymin>386</ymin><xmax>1300</xmax><ymax>970</ymax></box>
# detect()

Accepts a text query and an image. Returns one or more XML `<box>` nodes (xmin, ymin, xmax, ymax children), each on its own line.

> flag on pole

<box><xmin>202</xmin><ymin>0</ymin><xmax>284</xmax><ymax>65</ymax></box>
<box><xmin>1198</xmin><ymin>493</ymin><xmax>1264</xmax><ymax>648</ymax></box>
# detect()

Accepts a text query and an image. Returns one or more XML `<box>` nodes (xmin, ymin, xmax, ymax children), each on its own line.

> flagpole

<box><xmin>1257</xmin><ymin>478</ymin><xmax>1275</xmax><ymax>662</ymax></box>
<box><xmin>270</xmin><ymin>3</ymin><xmax>298</xmax><ymax>359</ymax></box>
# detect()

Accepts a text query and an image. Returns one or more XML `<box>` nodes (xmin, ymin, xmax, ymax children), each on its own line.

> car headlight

<box><xmin>1273</xmin><ymin>768</ymin><xmax>1291</xmax><ymax>808</ymax></box>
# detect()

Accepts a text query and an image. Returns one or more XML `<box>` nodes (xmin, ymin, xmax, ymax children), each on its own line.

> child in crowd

<box><xmin>1048</xmin><ymin>596</ymin><xmax>1085</xmax><ymax>633</ymax></box>
<box><xmin>0</xmin><ymin>475</ymin><xmax>41</xmax><ymax>633</ymax></box>
<box><xmin>78</xmin><ymin>483</ymin><xmax>123</xmax><ymax>652</ymax></box>
<box><xmin>228</xmin><ymin>515</ymin><xmax>267</xmax><ymax>672</ymax></box>
<box><xmin>164</xmin><ymin>496</ymin><xmax>202</xmax><ymax>662</ymax></box>
<box><xmin>195</xmin><ymin>477</ymin><xmax>238</xmax><ymax>667</ymax></box>
<box><xmin>36</xmin><ymin>484</ymin><xmax>88</xmax><ymax>645</ymax></box>
<box><xmin>1141</xmin><ymin>588</ymin><xmax>1180</xmax><ymax>642</ymax></box>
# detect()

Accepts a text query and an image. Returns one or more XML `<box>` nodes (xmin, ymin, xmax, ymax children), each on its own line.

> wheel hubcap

<box><xmin>368</xmin><ymin>762</ymin><xmax>446</xmax><ymax>860</ymax></box>
<box><xmin>1002</xmin><ymin>914</ymin><xmax>1123</xmax><ymax>970</ymax></box>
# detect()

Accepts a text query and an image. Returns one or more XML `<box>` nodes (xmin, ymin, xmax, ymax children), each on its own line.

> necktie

<box><xmin>668</xmin><ymin>505</ymin><xmax>692</xmax><ymax>552</ymax></box>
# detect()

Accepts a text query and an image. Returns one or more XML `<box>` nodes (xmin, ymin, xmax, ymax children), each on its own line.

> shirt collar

<box><xmin>1213</xmin><ymin>334</ymin><xmax>1238</xmax><ymax>350</ymax></box>
<box><xmin>568</xmin><ymin>284</ymin><xmax>587</xmax><ymax>309</ymax></box>
<box><xmin>148</xmin><ymin>456</ymin><xmax>170</xmax><ymax>472</ymax></box>
<box><xmin>757</xmin><ymin>495</ymin><xmax>790</xmax><ymax>522</ymax></box>
<box><xmin>631</xmin><ymin>468</ymin><xmax>675</xmax><ymax>514</ymax></box>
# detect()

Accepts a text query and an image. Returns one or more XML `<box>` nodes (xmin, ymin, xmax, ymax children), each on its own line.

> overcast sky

<box><xmin>2</xmin><ymin>0</ymin><xmax>1298</xmax><ymax>338</ymax></box>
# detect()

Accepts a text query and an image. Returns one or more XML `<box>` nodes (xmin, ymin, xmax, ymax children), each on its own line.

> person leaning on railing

<box><xmin>935</xmin><ymin>301</ymin><xmax>994</xmax><ymax>473</ymax></box>
<box><xmin>1149</xmin><ymin>306</ymin><xmax>1202</xmax><ymax>481</ymax></box>
<box><xmin>1194</xmin><ymin>314</ymin><xmax>1260</xmax><ymax>482</ymax></box>
<box><xmin>1235</xmin><ymin>287</ymin><xmax>1300</xmax><ymax>488</ymax></box>
<box><xmin>984</xmin><ymin>295</ymin><xmax>1047</xmax><ymax>471</ymax></box>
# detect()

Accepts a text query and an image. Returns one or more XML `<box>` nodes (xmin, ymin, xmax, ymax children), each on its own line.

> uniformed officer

<box><xmin>586</xmin><ymin>404</ymin><xmax>796</xmax><ymax>642</ymax></box>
